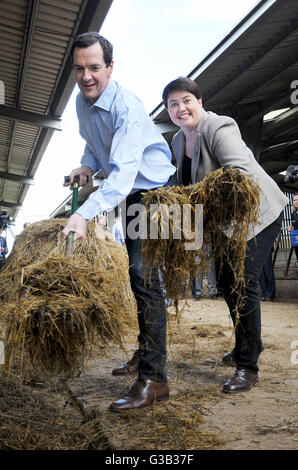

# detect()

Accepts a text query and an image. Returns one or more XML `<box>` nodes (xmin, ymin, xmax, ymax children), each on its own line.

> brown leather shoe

<box><xmin>112</xmin><ymin>350</ymin><xmax>140</xmax><ymax>376</ymax></box>
<box><xmin>222</xmin><ymin>368</ymin><xmax>259</xmax><ymax>394</ymax></box>
<box><xmin>109</xmin><ymin>378</ymin><xmax>169</xmax><ymax>411</ymax></box>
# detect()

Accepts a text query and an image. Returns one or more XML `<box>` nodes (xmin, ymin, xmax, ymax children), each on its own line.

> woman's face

<box><xmin>293</xmin><ymin>195</ymin><xmax>298</xmax><ymax>211</ymax></box>
<box><xmin>167</xmin><ymin>90</ymin><xmax>202</xmax><ymax>131</ymax></box>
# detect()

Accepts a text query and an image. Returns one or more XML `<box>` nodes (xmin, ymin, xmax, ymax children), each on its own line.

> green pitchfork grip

<box><xmin>64</xmin><ymin>174</ymin><xmax>80</xmax><ymax>257</ymax></box>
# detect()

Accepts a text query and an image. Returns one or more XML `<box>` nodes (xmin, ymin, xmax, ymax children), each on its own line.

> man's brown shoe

<box><xmin>109</xmin><ymin>378</ymin><xmax>169</xmax><ymax>411</ymax></box>
<box><xmin>222</xmin><ymin>368</ymin><xmax>259</xmax><ymax>394</ymax></box>
<box><xmin>112</xmin><ymin>350</ymin><xmax>140</xmax><ymax>376</ymax></box>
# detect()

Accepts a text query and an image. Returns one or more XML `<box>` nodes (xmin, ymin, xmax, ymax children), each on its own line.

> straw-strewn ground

<box><xmin>1</xmin><ymin>295</ymin><xmax>296</xmax><ymax>450</ymax></box>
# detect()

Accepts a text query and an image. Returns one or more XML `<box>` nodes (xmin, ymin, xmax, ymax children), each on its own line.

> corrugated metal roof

<box><xmin>150</xmin><ymin>0</ymin><xmax>298</xmax><ymax>193</ymax></box>
<box><xmin>0</xmin><ymin>0</ymin><xmax>113</xmax><ymax>222</ymax></box>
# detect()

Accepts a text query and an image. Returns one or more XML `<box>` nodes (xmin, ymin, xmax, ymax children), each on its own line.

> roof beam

<box><xmin>242</xmin><ymin>94</ymin><xmax>291</xmax><ymax>127</ymax></box>
<box><xmin>16</xmin><ymin>0</ymin><xmax>39</xmax><ymax>106</ymax></box>
<box><xmin>188</xmin><ymin>0</ymin><xmax>277</xmax><ymax>83</ymax></box>
<box><xmin>262</xmin><ymin>133</ymin><xmax>298</xmax><ymax>148</ymax></box>
<box><xmin>234</xmin><ymin>53</ymin><xmax>298</xmax><ymax>121</ymax></box>
<box><xmin>261</xmin><ymin>107</ymin><xmax>298</xmax><ymax>140</ymax></box>
<box><xmin>199</xmin><ymin>9</ymin><xmax>298</xmax><ymax>106</ymax></box>
<box><xmin>0</xmin><ymin>171</ymin><xmax>34</xmax><ymax>185</ymax></box>
<box><xmin>261</xmin><ymin>145</ymin><xmax>298</xmax><ymax>163</ymax></box>
<box><xmin>4</xmin><ymin>0</ymin><xmax>39</xmax><ymax>181</ymax></box>
<box><xmin>0</xmin><ymin>200</ymin><xmax>22</xmax><ymax>210</ymax></box>
<box><xmin>0</xmin><ymin>105</ymin><xmax>62</xmax><ymax>130</ymax></box>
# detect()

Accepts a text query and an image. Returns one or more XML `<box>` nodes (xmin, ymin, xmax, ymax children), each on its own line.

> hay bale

<box><xmin>0</xmin><ymin>219</ymin><xmax>137</xmax><ymax>376</ymax></box>
<box><xmin>141</xmin><ymin>168</ymin><xmax>260</xmax><ymax>314</ymax></box>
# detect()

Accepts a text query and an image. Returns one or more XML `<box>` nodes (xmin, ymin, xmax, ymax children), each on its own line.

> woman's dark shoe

<box><xmin>221</xmin><ymin>349</ymin><xmax>236</xmax><ymax>366</ymax></box>
<box><xmin>222</xmin><ymin>368</ymin><xmax>259</xmax><ymax>394</ymax></box>
<box><xmin>222</xmin><ymin>343</ymin><xmax>265</xmax><ymax>366</ymax></box>
<box><xmin>109</xmin><ymin>378</ymin><xmax>169</xmax><ymax>411</ymax></box>
<box><xmin>112</xmin><ymin>350</ymin><xmax>140</xmax><ymax>376</ymax></box>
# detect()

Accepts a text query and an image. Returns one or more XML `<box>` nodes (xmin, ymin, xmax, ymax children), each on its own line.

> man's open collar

<box><xmin>91</xmin><ymin>79</ymin><xmax>117</xmax><ymax>111</ymax></box>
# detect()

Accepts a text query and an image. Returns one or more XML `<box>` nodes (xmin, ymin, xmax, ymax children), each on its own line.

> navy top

<box><xmin>182</xmin><ymin>155</ymin><xmax>192</xmax><ymax>186</ymax></box>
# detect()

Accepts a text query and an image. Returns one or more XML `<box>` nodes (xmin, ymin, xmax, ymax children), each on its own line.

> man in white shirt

<box><xmin>112</xmin><ymin>217</ymin><xmax>125</xmax><ymax>246</ymax></box>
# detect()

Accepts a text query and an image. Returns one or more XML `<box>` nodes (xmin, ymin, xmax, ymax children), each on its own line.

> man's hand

<box><xmin>63</xmin><ymin>166</ymin><xmax>94</xmax><ymax>187</ymax></box>
<box><xmin>61</xmin><ymin>213</ymin><xmax>87</xmax><ymax>241</ymax></box>
<box><xmin>0</xmin><ymin>247</ymin><xmax>5</xmax><ymax>253</ymax></box>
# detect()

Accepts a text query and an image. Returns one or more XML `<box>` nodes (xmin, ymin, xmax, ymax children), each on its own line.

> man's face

<box><xmin>73</xmin><ymin>42</ymin><xmax>113</xmax><ymax>104</ymax></box>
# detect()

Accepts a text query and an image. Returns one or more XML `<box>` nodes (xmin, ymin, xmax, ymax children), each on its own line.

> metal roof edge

<box><xmin>150</xmin><ymin>0</ymin><xmax>277</xmax><ymax>121</ymax></box>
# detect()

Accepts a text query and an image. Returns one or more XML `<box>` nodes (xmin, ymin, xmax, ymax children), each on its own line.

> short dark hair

<box><xmin>162</xmin><ymin>77</ymin><xmax>202</xmax><ymax>108</ymax></box>
<box><xmin>71</xmin><ymin>32</ymin><xmax>113</xmax><ymax>67</ymax></box>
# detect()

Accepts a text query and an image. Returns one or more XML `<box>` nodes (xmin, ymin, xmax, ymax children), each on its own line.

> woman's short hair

<box><xmin>71</xmin><ymin>32</ymin><xmax>113</xmax><ymax>67</ymax></box>
<box><xmin>162</xmin><ymin>77</ymin><xmax>202</xmax><ymax>108</ymax></box>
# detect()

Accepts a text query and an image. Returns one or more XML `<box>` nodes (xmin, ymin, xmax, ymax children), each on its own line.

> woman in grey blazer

<box><xmin>162</xmin><ymin>77</ymin><xmax>288</xmax><ymax>394</ymax></box>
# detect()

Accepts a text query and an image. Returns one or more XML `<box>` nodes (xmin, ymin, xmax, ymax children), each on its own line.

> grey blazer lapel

<box><xmin>191</xmin><ymin>132</ymin><xmax>201</xmax><ymax>184</ymax></box>
<box><xmin>174</xmin><ymin>129</ymin><xmax>202</xmax><ymax>185</ymax></box>
<box><xmin>174</xmin><ymin>130</ymin><xmax>185</xmax><ymax>184</ymax></box>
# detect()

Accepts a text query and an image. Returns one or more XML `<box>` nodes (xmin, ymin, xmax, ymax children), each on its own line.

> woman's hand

<box><xmin>61</xmin><ymin>213</ymin><xmax>87</xmax><ymax>241</ymax></box>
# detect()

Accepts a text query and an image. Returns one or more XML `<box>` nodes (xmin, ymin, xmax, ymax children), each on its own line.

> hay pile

<box><xmin>141</xmin><ymin>168</ymin><xmax>261</xmax><ymax>313</ymax></box>
<box><xmin>0</xmin><ymin>219</ymin><xmax>137</xmax><ymax>377</ymax></box>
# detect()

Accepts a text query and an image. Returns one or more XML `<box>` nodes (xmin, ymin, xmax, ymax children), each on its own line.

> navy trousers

<box><xmin>217</xmin><ymin>214</ymin><xmax>282</xmax><ymax>372</ymax></box>
<box><xmin>125</xmin><ymin>190</ymin><xmax>167</xmax><ymax>382</ymax></box>
<box><xmin>124</xmin><ymin>173</ymin><xmax>178</xmax><ymax>382</ymax></box>
<box><xmin>259</xmin><ymin>250</ymin><xmax>276</xmax><ymax>300</ymax></box>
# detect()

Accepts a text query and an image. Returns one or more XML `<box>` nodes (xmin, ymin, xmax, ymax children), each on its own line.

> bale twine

<box><xmin>0</xmin><ymin>219</ymin><xmax>137</xmax><ymax>377</ymax></box>
<box><xmin>141</xmin><ymin>168</ymin><xmax>261</xmax><ymax>316</ymax></box>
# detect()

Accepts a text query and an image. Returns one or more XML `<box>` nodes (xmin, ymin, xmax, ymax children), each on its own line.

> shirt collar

<box><xmin>91</xmin><ymin>79</ymin><xmax>117</xmax><ymax>111</ymax></box>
